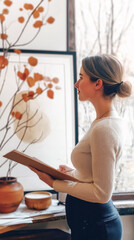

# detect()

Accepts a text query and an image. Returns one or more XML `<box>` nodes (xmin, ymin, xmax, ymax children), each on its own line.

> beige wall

<box><xmin>122</xmin><ymin>215</ymin><xmax>134</xmax><ymax>240</ymax></box>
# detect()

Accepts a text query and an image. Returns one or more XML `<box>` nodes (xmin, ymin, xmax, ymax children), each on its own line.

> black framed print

<box><xmin>0</xmin><ymin>50</ymin><xmax>78</xmax><ymax>191</ymax></box>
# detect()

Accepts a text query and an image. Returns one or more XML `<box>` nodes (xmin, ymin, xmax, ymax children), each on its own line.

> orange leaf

<box><xmin>33</xmin><ymin>20</ymin><xmax>43</xmax><ymax>28</ymax></box>
<box><xmin>28</xmin><ymin>56</ymin><xmax>38</xmax><ymax>66</ymax></box>
<box><xmin>0</xmin><ymin>56</ymin><xmax>8</xmax><ymax>69</ymax></box>
<box><xmin>22</xmin><ymin>93</ymin><xmax>29</xmax><ymax>102</ymax></box>
<box><xmin>24</xmin><ymin>3</ymin><xmax>34</xmax><ymax>10</ymax></box>
<box><xmin>52</xmin><ymin>77</ymin><xmax>59</xmax><ymax>84</ymax></box>
<box><xmin>48</xmin><ymin>83</ymin><xmax>53</xmax><ymax>88</ymax></box>
<box><xmin>0</xmin><ymin>56</ymin><xmax>5</xmax><ymax>63</ymax></box>
<box><xmin>36</xmin><ymin>87</ymin><xmax>43</xmax><ymax>94</ymax></box>
<box><xmin>18</xmin><ymin>16</ymin><xmax>25</xmax><ymax>23</ymax></box>
<box><xmin>14</xmin><ymin>49</ymin><xmax>21</xmax><ymax>54</ymax></box>
<box><xmin>33</xmin><ymin>10</ymin><xmax>40</xmax><ymax>18</ymax></box>
<box><xmin>4</xmin><ymin>58</ymin><xmax>8</xmax><ymax>66</ymax></box>
<box><xmin>47</xmin><ymin>89</ymin><xmax>54</xmax><ymax>99</ymax></box>
<box><xmin>38</xmin><ymin>6</ymin><xmax>44</xmax><ymax>12</ymax></box>
<box><xmin>2</xmin><ymin>8</ymin><xmax>9</xmax><ymax>14</ymax></box>
<box><xmin>47</xmin><ymin>16</ymin><xmax>55</xmax><ymax>24</ymax></box>
<box><xmin>19</xmin><ymin>8</ymin><xmax>23</xmax><ymax>11</ymax></box>
<box><xmin>27</xmin><ymin>76</ymin><xmax>35</xmax><ymax>87</ymax></box>
<box><xmin>24</xmin><ymin>68</ymin><xmax>29</xmax><ymax>76</ymax></box>
<box><xmin>15</xmin><ymin>112</ymin><xmax>22</xmax><ymax>120</ymax></box>
<box><xmin>0</xmin><ymin>101</ymin><xmax>2</xmax><ymax>107</ymax></box>
<box><xmin>4</xmin><ymin>0</ymin><xmax>12</xmax><ymax>7</ymax></box>
<box><xmin>17</xmin><ymin>71</ymin><xmax>25</xmax><ymax>80</ymax></box>
<box><xmin>17</xmin><ymin>68</ymin><xmax>29</xmax><ymax>81</ymax></box>
<box><xmin>0</xmin><ymin>14</ymin><xmax>5</xmax><ymax>22</ymax></box>
<box><xmin>34</xmin><ymin>73</ymin><xmax>44</xmax><ymax>81</ymax></box>
<box><xmin>28</xmin><ymin>91</ymin><xmax>34</xmax><ymax>99</ymax></box>
<box><xmin>0</xmin><ymin>34</ymin><xmax>8</xmax><ymax>40</ymax></box>
<box><xmin>44</xmin><ymin>76</ymin><xmax>51</xmax><ymax>82</ymax></box>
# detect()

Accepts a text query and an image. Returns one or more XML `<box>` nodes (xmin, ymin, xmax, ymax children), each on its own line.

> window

<box><xmin>75</xmin><ymin>0</ymin><xmax>134</xmax><ymax>192</ymax></box>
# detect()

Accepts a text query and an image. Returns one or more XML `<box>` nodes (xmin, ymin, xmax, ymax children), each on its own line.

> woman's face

<box><xmin>75</xmin><ymin>66</ymin><xmax>96</xmax><ymax>102</ymax></box>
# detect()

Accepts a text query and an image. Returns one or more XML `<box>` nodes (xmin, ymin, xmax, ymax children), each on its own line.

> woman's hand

<box><xmin>28</xmin><ymin>166</ymin><xmax>55</xmax><ymax>188</ymax></box>
<box><xmin>58</xmin><ymin>165</ymin><xmax>74</xmax><ymax>175</ymax></box>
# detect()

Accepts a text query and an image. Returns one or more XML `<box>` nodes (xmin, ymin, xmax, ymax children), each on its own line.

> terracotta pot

<box><xmin>0</xmin><ymin>177</ymin><xmax>24</xmax><ymax>213</ymax></box>
<box><xmin>25</xmin><ymin>191</ymin><xmax>52</xmax><ymax>210</ymax></box>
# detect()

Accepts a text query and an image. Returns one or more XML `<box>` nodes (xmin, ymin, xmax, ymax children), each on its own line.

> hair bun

<box><xmin>117</xmin><ymin>81</ymin><xmax>132</xmax><ymax>98</ymax></box>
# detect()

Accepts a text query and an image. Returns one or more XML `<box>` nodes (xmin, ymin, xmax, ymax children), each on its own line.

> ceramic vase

<box><xmin>0</xmin><ymin>177</ymin><xmax>24</xmax><ymax>213</ymax></box>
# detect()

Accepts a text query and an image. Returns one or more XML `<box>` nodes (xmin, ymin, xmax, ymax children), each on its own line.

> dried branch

<box><xmin>10</xmin><ymin>0</ymin><xmax>44</xmax><ymax>49</ymax></box>
<box><xmin>0</xmin><ymin>60</ymin><xmax>8</xmax><ymax>95</ymax></box>
<box><xmin>16</xmin><ymin>115</ymin><xmax>42</xmax><ymax>133</ymax></box>
<box><xmin>88</xmin><ymin>2</ymin><xmax>98</xmax><ymax>30</ymax></box>
<box><xmin>8</xmin><ymin>131</ymin><xmax>44</xmax><ymax>173</ymax></box>
<box><xmin>114</xmin><ymin>14</ymin><xmax>134</xmax><ymax>53</ymax></box>
<box><xmin>0</xmin><ymin>81</ymin><xmax>24</xmax><ymax>119</ymax></box>
<box><xmin>0</xmin><ymin>0</ymin><xmax>58</xmax><ymax>176</ymax></box>
<box><xmin>97</xmin><ymin>0</ymin><xmax>102</xmax><ymax>53</ymax></box>
<box><xmin>0</xmin><ymin>108</ymin><xmax>41</xmax><ymax>150</ymax></box>
<box><xmin>0</xmin><ymin>158</ymin><xmax>8</xmax><ymax>168</ymax></box>
<box><xmin>15</xmin><ymin>28</ymin><xmax>41</xmax><ymax>48</ymax></box>
<box><xmin>110</xmin><ymin>0</ymin><xmax>114</xmax><ymax>54</ymax></box>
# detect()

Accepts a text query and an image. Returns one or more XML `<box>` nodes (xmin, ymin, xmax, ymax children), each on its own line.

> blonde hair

<box><xmin>82</xmin><ymin>54</ymin><xmax>132</xmax><ymax>98</ymax></box>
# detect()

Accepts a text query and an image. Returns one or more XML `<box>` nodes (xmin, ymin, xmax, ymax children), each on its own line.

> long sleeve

<box><xmin>53</xmin><ymin>118</ymin><xmax>123</xmax><ymax>203</ymax></box>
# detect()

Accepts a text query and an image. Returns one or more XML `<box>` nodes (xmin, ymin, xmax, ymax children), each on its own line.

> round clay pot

<box><xmin>25</xmin><ymin>191</ymin><xmax>52</xmax><ymax>210</ymax></box>
<box><xmin>0</xmin><ymin>177</ymin><xmax>24</xmax><ymax>213</ymax></box>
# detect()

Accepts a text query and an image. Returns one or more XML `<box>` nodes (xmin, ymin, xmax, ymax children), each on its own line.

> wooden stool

<box><xmin>0</xmin><ymin>228</ymin><xmax>71</xmax><ymax>240</ymax></box>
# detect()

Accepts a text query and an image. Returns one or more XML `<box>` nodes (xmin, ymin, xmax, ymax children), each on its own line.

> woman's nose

<box><xmin>74</xmin><ymin>81</ymin><xmax>79</xmax><ymax>88</ymax></box>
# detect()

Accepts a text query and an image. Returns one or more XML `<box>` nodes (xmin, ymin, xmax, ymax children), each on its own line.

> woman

<box><xmin>29</xmin><ymin>54</ymin><xmax>132</xmax><ymax>240</ymax></box>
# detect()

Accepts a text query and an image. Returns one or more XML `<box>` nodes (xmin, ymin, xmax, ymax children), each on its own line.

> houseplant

<box><xmin>0</xmin><ymin>0</ymin><xmax>59</xmax><ymax>213</ymax></box>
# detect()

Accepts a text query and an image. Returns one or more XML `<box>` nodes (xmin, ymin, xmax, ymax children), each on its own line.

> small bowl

<box><xmin>25</xmin><ymin>191</ymin><xmax>52</xmax><ymax>210</ymax></box>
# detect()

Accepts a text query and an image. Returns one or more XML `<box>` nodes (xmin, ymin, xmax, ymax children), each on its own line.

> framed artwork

<box><xmin>0</xmin><ymin>0</ymin><xmax>68</xmax><ymax>51</ymax></box>
<box><xmin>0</xmin><ymin>50</ymin><xmax>78</xmax><ymax>191</ymax></box>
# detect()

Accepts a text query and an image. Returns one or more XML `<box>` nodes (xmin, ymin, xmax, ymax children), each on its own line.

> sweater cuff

<box><xmin>53</xmin><ymin>179</ymin><xmax>76</xmax><ymax>193</ymax></box>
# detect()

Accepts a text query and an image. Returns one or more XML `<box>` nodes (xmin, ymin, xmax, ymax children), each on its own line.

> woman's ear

<box><xmin>95</xmin><ymin>79</ymin><xmax>103</xmax><ymax>90</ymax></box>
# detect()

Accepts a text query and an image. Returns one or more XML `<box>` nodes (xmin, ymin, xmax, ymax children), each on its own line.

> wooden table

<box><xmin>0</xmin><ymin>210</ymin><xmax>66</xmax><ymax>234</ymax></box>
<box><xmin>0</xmin><ymin>200</ymin><xmax>134</xmax><ymax>239</ymax></box>
<box><xmin>0</xmin><ymin>210</ymin><xmax>71</xmax><ymax>240</ymax></box>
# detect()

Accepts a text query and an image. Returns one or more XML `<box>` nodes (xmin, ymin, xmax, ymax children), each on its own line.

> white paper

<box><xmin>0</xmin><ymin>218</ymin><xmax>33</xmax><ymax>227</ymax></box>
<box><xmin>0</xmin><ymin>200</ymin><xmax>65</xmax><ymax>226</ymax></box>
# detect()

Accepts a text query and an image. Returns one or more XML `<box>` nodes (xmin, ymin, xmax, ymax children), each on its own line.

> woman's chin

<box><xmin>78</xmin><ymin>96</ymin><xmax>86</xmax><ymax>101</ymax></box>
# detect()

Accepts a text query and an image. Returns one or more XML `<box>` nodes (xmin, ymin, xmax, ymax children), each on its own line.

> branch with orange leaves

<box><xmin>11</xmin><ymin>0</ymin><xmax>44</xmax><ymax>48</ymax></box>
<box><xmin>0</xmin><ymin>0</ymin><xmax>55</xmax><ymax>52</ymax></box>
<box><xmin>0</xmin><ymin>108</ymin><xmax>41</xmax><ymax>151</ymax></box>
<box><xmin>7</xmin><ymin>131</ymin><xmax>45</xmax><ymax>176</ymax></box>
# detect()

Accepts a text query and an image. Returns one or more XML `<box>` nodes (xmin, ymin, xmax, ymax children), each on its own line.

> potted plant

<box><xmin>0</xmin><ymin>0</ymin><xmax>59</xmax><ymax>213</ymax></box>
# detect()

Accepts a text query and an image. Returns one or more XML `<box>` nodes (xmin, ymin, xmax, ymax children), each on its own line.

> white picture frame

<box><xmin>0</xmin><ymin>0</ymin><xmax>68</xmax><ymax>51</ymax></box>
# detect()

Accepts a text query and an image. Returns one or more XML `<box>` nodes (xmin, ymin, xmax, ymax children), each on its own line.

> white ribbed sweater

<box><xmin>53</xmin><ymin>116</ymin><xmax>124</xmax><ymax>203</ymax></box>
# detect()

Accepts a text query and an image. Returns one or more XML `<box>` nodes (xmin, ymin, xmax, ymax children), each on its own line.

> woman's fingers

<box><xmin>28</xmin><ymin>166</ymin><xmax>39</xmax><ymax>173</ymax></box>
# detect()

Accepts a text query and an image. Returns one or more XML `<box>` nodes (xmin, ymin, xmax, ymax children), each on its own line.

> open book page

<box><xmin>3</xmin><ymin>150</ymin><xmax>78</xmax><ymax>182</ymax></box>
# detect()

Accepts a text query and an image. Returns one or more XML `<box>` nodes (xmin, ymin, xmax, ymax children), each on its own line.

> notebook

<box><xmin>3</xmin><ymin>150</ymin><xmax>78</xmax><ymax>182</ymax></box>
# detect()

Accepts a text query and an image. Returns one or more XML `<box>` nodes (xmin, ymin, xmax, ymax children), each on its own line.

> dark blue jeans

<box><xmin>65</xmin><ymin>195</ymin><xmax>122</xmax><ymax>240</ymax></box>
